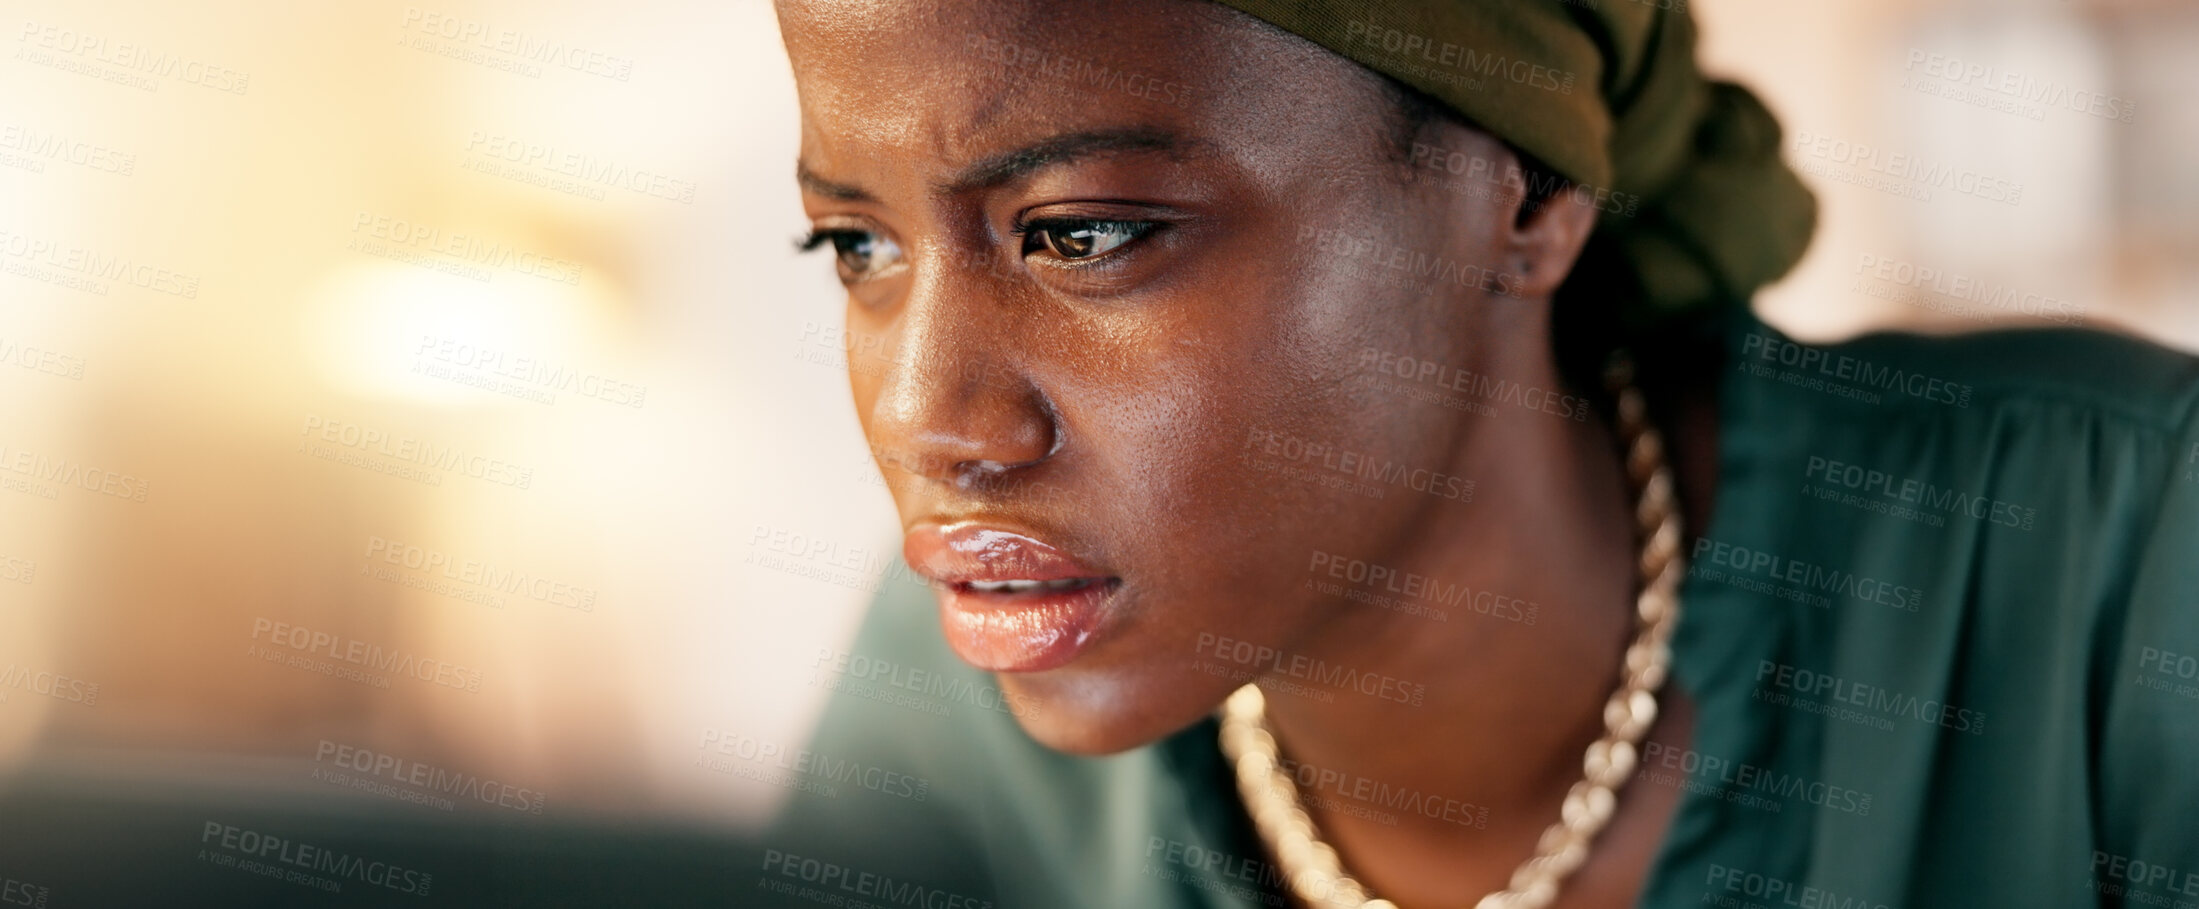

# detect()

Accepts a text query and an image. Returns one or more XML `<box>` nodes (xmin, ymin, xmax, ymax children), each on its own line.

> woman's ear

<box><xmin>1502</xmin><ymin>174</ymin><xmax>1598</xmax><ymax>302</ymax></box>
<box><xmin>1410</xmin><ymin>118</ymin><xmax>1598</xmax><ymax>303</ymax></box>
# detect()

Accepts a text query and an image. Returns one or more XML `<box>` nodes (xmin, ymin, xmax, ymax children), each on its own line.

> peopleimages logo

<box><xmin>250</xmin><ymin>618</ymin><xmax>484</xmax><ymax>693</ymax></box>
<box><xmin>0</xmin><ymin>442</ymin><xmax>148</xmax><ymax>502</ymax></box>
<box><xmin>1903</xmin><ymin>49</ymin><xmax>2137</xmax><ymax>124</ymax></box>
<box><xmin>1407</xmin><ymin>141</ymin><xmax>1641</xmax><ymax>218</ymax></box>
<box><xmin>1790</xmin><ymin>131</ymin><xmax>2023</xmax><ymax>205</ymax></box>
<box><xmin>199</xmin><ymin>821</ymin><xmax>433</xmax><ymax>897</ymax></box>
<box><xmin>0</xmin><ymin>228</ymin><xmax>199</xmax><ymax>298</ymax></box>
<box><xmin>2092</xmin><ymin>851</ymin><xmax>2199</xmax><ymax>901</ymax></box>
<box><xmin>1242</xmin><ymin>428</ymin><xmax>1474</xmax><ymax>503</ymax></box>
<box><xmin>313</xmin><ymin>740</ymin><xmax>544</xmax><ymax>814</ymax></box>
<box><xmin>1272</xmin><ymin>754</ymin><xmax>1489</xmax><ymax>828</ymax></box>
<box><xmin>758</xmin><ymin>849</ymin><xmax>992</xmax><ymax>909</ymax></box>
<box><xmin>1296</xmin><ymin>225</ymin><xmax>1525</xmax><ymax>297</ymax></box>
<box><xmin>1691</xmin><ymin>538</ymin><xmax>1923</xmax><ymax>612</ymax></box>
<box><xmin>1803</xmin><ymin>456</ymin><xmax>2037</xmax><ymax>530</ymax></box>
<box><xmin>1357</xmin><ymin>347</ymin><xmax>1591</xmax><ymax>422</ymax></box>
<box><xmin>0</xmin><ymin>871</ymin><xmax>49</xmax><ymax>908</ymax></box>
<box><xmin>1851</xmin><ymin>253</ymin><xmax>2086</xmax><ymax>325</ymax></box>
<box><xmin>810</xmin><ymin>648</ymin><xmax>1044</xmax><ymax>718</ymax></box>
<box><xmin>964</xmin><ymin>33</ymin><xmax>1192</xmax><ymax>108</ymax></box>
<box><xmin>1739</xmin><ymin>332</ymin><xmax>1973</xmax><ymax>407</ymax></box>
<box><xmin>399</xmin><ymin>7</ymin><xmax>635</xmax><ymax>81</ymax></box>
<box><xmin>1145</xmin><ymin>836</ymin><xmax>1300</xmax><ymax>905</ymax></box>
<box><xmin>0</xmin><ymin>121</ymin><xmax>134</xmax><ymax>175</ymax></box>
<box><xmin>367</xmin><ymin>536</ymin><xmax>597</xmax><ymax>612</ymax></box>
<box><xmin>298</xmin><ymin>415</ymin><xmax>534</xmax><ymax>489</ymax></box>
<box><xmin>0</xmin><ymin>664</ymin><xmax>98</xmax><ymax>706</ymax></box>
<box><xmin>1756</xmin><ymin>660</ymin><xmax>1986</xmax><ymax>734</ymax></box>
<box><xmin>462</xmin><ymin>132</ymin><xmax>697</xmax><ymax>204</ymax></box>
<box><xmin>1703</xmin><ymin>865</ymin><xmax>1894</xmax><ymax>909</ymax></box>
<box><xmin>1639</xmin><ymin>742</ymin><xmax>1873</xmax><ymax>816</ymax></box>
<box><xmin>1194</xmin><ymin>633</ymin><xmax>1427</xmax><ymax>706</ymax></box>
<box><xmin>1308</xmin><ymin>549</ymin><xmax>1538</xmax><ymax>624</ymax></box>
<box><xmin>1340</xmin><ymin>20</ymin><xmax>1576</xmax><ymax>94</ymax></box>
<box><xmin>15</xmin><ymin>19</ymin><xmax>252</xmax><ymax>94</ymax></box>
<box><xmin>697</xmin><ymin>729</ymin><xmax>931</xmax><ymax>802</ymax></box>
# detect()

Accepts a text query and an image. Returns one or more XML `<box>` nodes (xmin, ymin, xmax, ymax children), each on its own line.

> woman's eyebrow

<box><xmin>792</xmin><ymin>127</ymin><xmax>1193</xmax><ymax>204</ymax></box>
<box><xmin>934</xmin><ymin>127</ymin><xmax>1189</xmax><ymax>196</ymax></box>
<box><xmin>795</xmin><ymin>163</ymin><xmax>874</xmax><ymax>202</ymax></box>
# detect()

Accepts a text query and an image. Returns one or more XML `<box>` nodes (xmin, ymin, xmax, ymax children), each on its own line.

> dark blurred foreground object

<box><xmin>0</xmin><ymin>751</ymin><xmax>769</xmax><ymax>908</ymax></box>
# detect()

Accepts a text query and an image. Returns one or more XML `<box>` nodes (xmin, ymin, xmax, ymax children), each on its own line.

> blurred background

<box><xmin>0</xmin><ymin>0</ymin><xmax>2193</xmax><ymax>902</ymax></box>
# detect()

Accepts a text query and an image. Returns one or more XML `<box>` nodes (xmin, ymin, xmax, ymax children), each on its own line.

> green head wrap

<box><xmin>1211</xmin><ymin>0</ymin><xmax>1817</xmax><ymax>339</ymax></box>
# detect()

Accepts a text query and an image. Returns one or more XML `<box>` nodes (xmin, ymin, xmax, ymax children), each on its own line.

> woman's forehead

<box><xmin>777</xmin><ymin>0</ymin><xmax>1383</xmax><ymax>189</ymax></box>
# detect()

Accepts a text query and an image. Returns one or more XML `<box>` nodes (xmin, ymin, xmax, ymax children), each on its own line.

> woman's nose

<box><xmin>861</xmin><ymin>275</ymin><xmax>1058</xmax><ymax>489</ymax></box>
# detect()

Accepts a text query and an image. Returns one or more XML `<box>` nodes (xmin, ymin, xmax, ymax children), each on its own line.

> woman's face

<box><xmin>779</xmin><ymin>0</ymin><xmax>1568</xmax><ymax>754</ymax></box>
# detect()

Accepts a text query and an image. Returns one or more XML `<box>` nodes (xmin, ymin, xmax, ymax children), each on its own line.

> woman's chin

<box><xmin>987</xmin><ymin>666</ymin><xmax>1224</xmax><ymax>757</ymax></box>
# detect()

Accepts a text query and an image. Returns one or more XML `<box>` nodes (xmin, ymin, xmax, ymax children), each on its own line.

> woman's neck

<box><xmin>1254</xmin><ymin>350</ymin><xmax>1687</xmax><ymax>906</ymax></box>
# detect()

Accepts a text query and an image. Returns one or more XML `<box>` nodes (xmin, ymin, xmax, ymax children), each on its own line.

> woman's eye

<box><xmin>1020</xmin><ymin>220</ymin><xmax>1156</xmax><ymax>263</ymax></box>
<box><xmin>799</xmin><ymin>228</ymin><xmax>904</xmax><ymax>282</ymax></box>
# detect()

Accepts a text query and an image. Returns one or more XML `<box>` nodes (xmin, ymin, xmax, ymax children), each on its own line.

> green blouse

<box><xmin>754</xmin><ymin>309</ymin><xmax>2199</xmax><ymax>909</ymax></box>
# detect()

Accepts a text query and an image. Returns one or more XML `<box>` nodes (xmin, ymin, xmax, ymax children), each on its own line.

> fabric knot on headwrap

<box><xmin>1210</xmin><ymin>0</ymin><xmax>1817</xmax><ymax>334</ymax></box>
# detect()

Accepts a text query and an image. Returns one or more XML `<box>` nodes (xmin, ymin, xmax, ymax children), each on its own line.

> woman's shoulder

<box><xmin>1705</xmin><ymin>306</ymin><xmax>2199</xmax><ymax>622</ymax></box>
<box><xmin>1645</xmin><ymin>309</ymin><xmax>2199</xmax><ymax>907</ymax></box>
<box><xmin>1724</xmin><ymin>308</ymin><xmax>2199</xmax><ymax>433</ymax></box>
<box><xmin>1706</xmin><ymin>307</ymin><xmax>2199</xmax><ymax>626</ymax></box>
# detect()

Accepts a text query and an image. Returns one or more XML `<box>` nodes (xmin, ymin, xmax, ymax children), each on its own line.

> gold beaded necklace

<box><xmin>1218</xmin><ymin>361</ymin><xmax>1686</xmax><ymax>909</ymax></box>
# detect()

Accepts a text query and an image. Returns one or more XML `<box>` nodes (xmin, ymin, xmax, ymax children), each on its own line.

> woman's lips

<box><xmin>903</xmin><ymin>523</ymin><xmax>1120</xmax><ymax>672</ymax></box>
